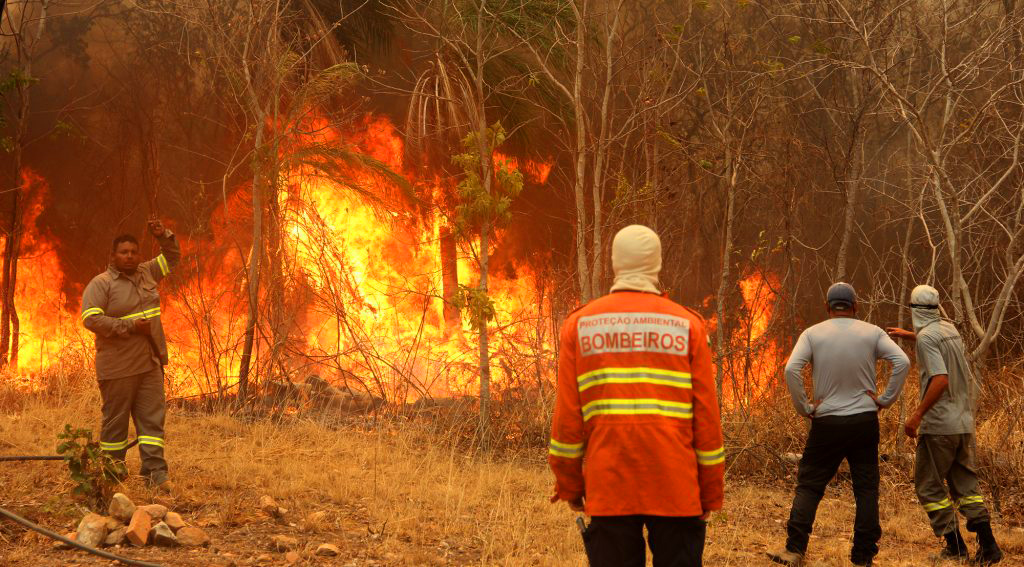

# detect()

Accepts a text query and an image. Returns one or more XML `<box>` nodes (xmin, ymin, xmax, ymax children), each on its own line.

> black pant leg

<box><xmin>847</xmin><ymin>417</ymin><xmax>881</xmax><ymax>562</ymax></box>
<box><xmin>586</xmin><ymin>516</ymin><xmax>646</xmax><ymax>567</ymax></box>
<box><xmin>786</xmin><ymin>420</ymin><xmax>846</xmax><ymax>554</ymax></box>
<box><xmin>646</xmin><ymin>516</ymin><xmax>706</xmax><ymax>567</ymax></box>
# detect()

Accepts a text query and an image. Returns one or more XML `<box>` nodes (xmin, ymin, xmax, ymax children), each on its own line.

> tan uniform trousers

<box><xmin>915</xmin><ymin>433</ymin><xmax>990</xmax><ymax>537</ymax></box>
<box><xmin>98</xmin><ymin>363</ymin><xmax>167</xmax><ymax>484</ymax></box>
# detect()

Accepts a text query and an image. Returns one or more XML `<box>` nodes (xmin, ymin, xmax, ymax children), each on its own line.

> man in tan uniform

<box><xmin>81</xmin><ymin>218</ymin><xmax>179</xmax><ymax>489</ymax></box>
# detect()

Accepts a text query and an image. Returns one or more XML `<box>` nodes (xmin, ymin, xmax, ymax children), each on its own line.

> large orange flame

<box><xmin>2</xmin><ymin>117</ymin><xmax>554</xmax><ymax>404</ymax></box>
<box><xmin>710</xmin><ymin>270</ymin><xmax>785</xmax><ymax>409</ymax></box>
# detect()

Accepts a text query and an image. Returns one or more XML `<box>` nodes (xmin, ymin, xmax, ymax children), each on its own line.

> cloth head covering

<box><xmin>826</xmin><ymin>282</ymin><xmax>856</xmax><ymax>310</ymax></box>
<box><xmin>910</xmin><ymin>284</ymin><xmax>941</xmax><ymax>332</ymax></box>
<box><xmin>610</xmin><ymin>225</ymin><xmax>661</xmax><ymax>294</ymax></box>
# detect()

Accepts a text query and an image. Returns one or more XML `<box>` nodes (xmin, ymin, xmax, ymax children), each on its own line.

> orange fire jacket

<box><xmin>548</xmin><ymin>290</ymin><xmax>725</xmax><ymax>517</ymax></box>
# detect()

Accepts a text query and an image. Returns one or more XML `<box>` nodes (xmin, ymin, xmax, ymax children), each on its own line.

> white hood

<box><xmin>910</xmin><ymin>284</ymin><xmax>941</xmax><ymax>332</ymax></box>
<box><xmin>610</xmin><ymin>225</ymin><xmax>661</xmax><ymax>294</ymax></box>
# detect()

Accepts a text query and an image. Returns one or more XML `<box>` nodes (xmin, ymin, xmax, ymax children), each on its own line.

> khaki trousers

<box><xmin>915</xmin><ymin>433</ymin><xmax>990</xmax><ymax>537</ymax></box>
<box><xmin>98</xmin><ymin>364</ymin><xmax>168</xmax><ymax>483</ymax></box>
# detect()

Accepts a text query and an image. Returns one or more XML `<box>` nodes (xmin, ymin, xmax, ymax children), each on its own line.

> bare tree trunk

<box><xmin>0</xmin><ymin>1</ymin><xmax>47</xmax><ymax>369</ymax></box>
<box><xmin>440</xmin><ymin>224</ymin><xmax>459</xmax><ymax>325</ymax></box>
<box><xmin>474</xmin><ymin>2</ymin><xmax>493</xmax><ymax>450</ymax></box>
<box><xmin>835</xmin><ymin>154</ymin><xmax>861</xmax><ymax>281</ymax></box>
<box><xmin>713</xmin><ymin>159</ymin><xmax>736</xmax><ymax>402</ymax></box>
<box><xmin>588</xmin><ymin>1</ymin><xmax>623</xmax><ymax>297</ymax></box>
<box><xmin>267</xmin><ymin>178</ymin><xmax>287</xmax><ymax>378</ymax></box>
<box><xmin>237</xmin><ymin>121</ymin><xmax>265</xmax><ymax>404</ymax></box>
<box><xmin>572</xmin><ymin>0</ymin><xmax>590</xmax><ymax>302</ymax></box>
<box><xmin>477</xmin><ymin>225</ymin><xmax>492</xmax><ymax>448</ymax></box>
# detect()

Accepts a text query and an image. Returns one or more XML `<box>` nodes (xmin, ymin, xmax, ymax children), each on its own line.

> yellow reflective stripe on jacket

<box><xmin>958</xmin><ymin>495</ymin><xmax>984</xmax><ymax>506</ymax></box>
<box><xmin>137</xmin><ymin>435</ymin><xmax>164</xmax><ymax>448</ymax></box>
<box><xmin>577</xmin><ymin>367</ymin><xmax>692</xmax><ymax>392</ymax></box>
<box><xmin>82</xmin><ymin>307</ymin><xmax>105</xmax><ymax>321</ymax></box>
<box><xmin>549</xmin><ymin>438</ymin><xmax>584</xmax><ymax>458</ymax></box>
<box><xmin>100</xmin><ymin>439</ymin><xmax>131</xmax><ymax>451</ymax></box>
<box><xmin>119</xmin><ymin>307</ymin><xmax>161</xmax><ymax>321</ymax></box>
<box><xmin>582</xmin><ymin>398</ymin><xmax>693</xmax><ymax>421</ymax></box>
<box><xmin>923</xmin><ymin>498</ymin><xmax>952</xmax><ymax>512</ymax></box>
<box><xmin>156</xmin><ymin>254</ymin><xmax>170</xmax><ymax>276</ymax></box>
<box><xmin>696</xmin><ymin>447</ymin><xmax>725</xmax><ymax>466</ymax></box>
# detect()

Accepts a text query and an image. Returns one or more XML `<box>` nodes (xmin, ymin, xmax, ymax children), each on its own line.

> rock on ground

<box><xmin>150</xmin><ymin>521</ymin><xmax>179</xmax><ymax>547</ymax></box>
<box><xmin>316</xmin><ymin>543</ymin><xmax>341</xmax><ymax>557</ymax></box>
<box><xmin>75</xmin><ymin>513</ymin><xmax>109</xmax><ymax>548</ymax></box>
<box><xmin>270</xmin><ymin>534</ymin><xmax>299</xmax><ymax>551</ymax></box>
<box><xmin>108</xmin><ymin>493</ymin><xmax>136</xmax><ymax>523</ymax></box>
<box><xmin>103</xmin><ymin>516</ymin><xmax>122</xmax><ymax>532</ymax></box>
<box><xmin>138</xmin><ymin>503</ymin><xmax>168</xmax><ymax>522</ymax></box>
<box><xmin>126</xmin><ymin>508</ymin><xmax>152</xmax><ymax>546</ymax></box>
<box><xmin>164</xmin><ymin>511</ymin><xmax>186</xmax><ymax>531</ymax></box>
<box><xmin>302</xmin><ymin>511</ymin><xmax>327</xmax><ymax>532</ymax></box>
<box><xmin>104</xmin><ymin>527</ymin><xmax>127</xmax><ymax>547</ymax></box>
<box><xmin>259</xmin><ymin>495</ymin><xmax>278</xmax><ymax>514</ymax></box>
<box><xmin>176</xmin><ymin>526</ymin><xmax>211</xmax><ymax>547</ymax></box>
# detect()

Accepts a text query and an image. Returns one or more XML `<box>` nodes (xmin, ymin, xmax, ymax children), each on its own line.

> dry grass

<box><xmin>2</xmin><ymin>379</ymin><xmax>1024</xmax><ymax>566</ymax></box>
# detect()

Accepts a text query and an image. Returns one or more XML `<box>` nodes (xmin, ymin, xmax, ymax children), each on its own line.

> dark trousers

<box><xmin>585</xmin><ymin>515</ymin><xmax>706</xmax><ymax>567</ymax></box>
<box><xmin>786</xmin><ymin>412</ymin><xmax>880</xmax><ymax>563</ymax></box>
<box><xmin>98</xmin><ymin>364</ymin><xmax>168</xmax><ymax>483</ymax></box>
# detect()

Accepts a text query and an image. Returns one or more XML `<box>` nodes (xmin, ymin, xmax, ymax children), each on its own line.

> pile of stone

<box><xmin>59</xmin><ymin>493</ymin><xmax>210</xmax><ymax>550</ymax></box>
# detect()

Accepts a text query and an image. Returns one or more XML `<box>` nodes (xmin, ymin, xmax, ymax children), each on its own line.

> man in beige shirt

<box><xmin>81</xmin><ymin>217</ymin><xmax>180</xmax><ymax>489</ymax></box>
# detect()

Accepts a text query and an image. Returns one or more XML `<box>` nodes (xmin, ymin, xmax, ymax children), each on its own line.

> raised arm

<box><xmin>139</xmin><ymin>218</ymin><xmax>180</xmax><ymax>283</ymax></box>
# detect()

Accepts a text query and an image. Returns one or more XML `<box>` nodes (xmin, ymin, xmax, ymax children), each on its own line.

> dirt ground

<box><xmin>2</xmin><ymin>391</ymin><xmax>1024</xmax><ymax>566</ymax></box>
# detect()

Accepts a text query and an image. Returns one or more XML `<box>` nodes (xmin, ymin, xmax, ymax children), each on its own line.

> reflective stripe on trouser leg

<box><xmin>98</xmin><ymin>375</ymin><xmax>139</xmax><ymax>461</ymax></box>
<box><xmin>132</xmin><ymin>364</ymin><xmax>168</xmax><ymax>482</ymax></box>
<box><xmin>915</xmin><ymin>435</ymin><xmax>959</xmax><ymax>536</ymax></box>
<box><xmin>948</xmin><ymin>433</ymin><xmax>991</xmax><ymax>528</ymax></box>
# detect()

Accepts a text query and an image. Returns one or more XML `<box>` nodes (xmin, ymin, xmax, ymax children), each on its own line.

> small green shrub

<box><xmin>56</xmin><ymin>424</ymin><xmax>126</xmax><ymax>510</ymax></box>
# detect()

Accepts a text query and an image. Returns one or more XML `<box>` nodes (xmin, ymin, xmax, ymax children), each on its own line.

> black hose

<box><xmin>1</xmin><ymin>439</ymin><xmax>160</xmax><ymax>565</ymax></box>
<box><xmin>0</xmin><ymin>439</ymin><xmax>139</xmax><ymax>462</ymax></box>
<box><xmin>0</xmin><ymin>505</ymin><xmax>166</xmax><ymax>567</ymax></box>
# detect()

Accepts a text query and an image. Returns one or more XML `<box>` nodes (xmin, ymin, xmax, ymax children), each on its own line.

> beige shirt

<box><xmin>81</xmin><ymin>233</ymin><xmax>180</xmax><ymax>380</ymax></box>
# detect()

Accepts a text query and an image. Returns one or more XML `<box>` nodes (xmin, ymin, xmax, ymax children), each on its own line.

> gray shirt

<box><xmin>916</xmin><ymin>320</ymin><xmax>975</xmax><ymax>435</ymax></box>
<box><xmin>785</xmin><ymin>317</ymin><xmax>910</xmax><ymax>418</ymax></box>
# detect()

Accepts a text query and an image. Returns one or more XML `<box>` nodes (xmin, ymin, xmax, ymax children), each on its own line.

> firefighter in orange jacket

<box><xmin>549</xmin><ymin>224</ymin><xmax>724</xmax><ymax>567</ymax></box>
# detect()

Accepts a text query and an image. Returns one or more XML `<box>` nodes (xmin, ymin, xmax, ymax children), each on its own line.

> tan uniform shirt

<box><xmin>81</xmin><ymin>233</ymin><xmax>180</xmax><ymax>380</ymax></box>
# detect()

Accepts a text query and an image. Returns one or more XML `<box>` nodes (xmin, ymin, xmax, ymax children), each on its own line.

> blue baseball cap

<box><xmin>826</xmin><ymin>282</ymin><xmax>856</xmax><ymax>309</ymax></box>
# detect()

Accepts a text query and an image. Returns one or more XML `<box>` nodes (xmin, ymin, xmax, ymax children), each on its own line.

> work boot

<box><xmin>971</xmin><ymin>522</ymin><xmax>1003</xmax><ymax>565</ymax></box>
<box><xmin>766</xmin><ymin>549</ymin><xmax>804</xmax><ymax>566</ymax></box>
<box><xmin>932</xmin><ymin>529</ymin><xmax>970</xmax><ymax>562</ymax></box>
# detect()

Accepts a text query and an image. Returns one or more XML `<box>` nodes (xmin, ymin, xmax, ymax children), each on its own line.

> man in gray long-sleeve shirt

<box><xmin>768</xmin><ymin>282</ymin><xmax>910</xmax><ymax>567</ymax></box>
